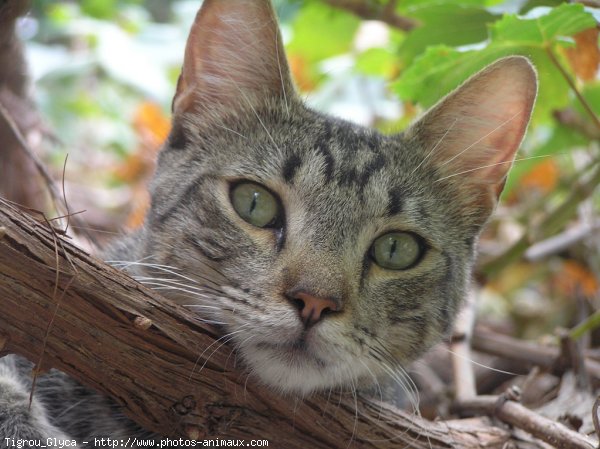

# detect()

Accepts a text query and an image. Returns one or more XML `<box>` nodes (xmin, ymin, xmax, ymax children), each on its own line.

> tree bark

<box><xmin>0</xmin><ymin>0</ymin><xmax>46</xmax><ymax>210</ymax></box>
<box><xmin>0</xmin><ymin>198</ymin><xmax>515</xmax><ymax>448</ymax></box>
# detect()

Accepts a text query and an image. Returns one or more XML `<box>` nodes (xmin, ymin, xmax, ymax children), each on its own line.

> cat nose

<box><xmin>287</xmin><ymin>290</ymin><xmax>340</xmax><ymax>328</ymax></box>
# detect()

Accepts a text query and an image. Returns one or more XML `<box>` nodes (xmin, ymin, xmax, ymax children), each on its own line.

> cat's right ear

<box><xmin>173</xmin><ymin>0</ymin><xmax>294</xmax><ymax>116</ymax></box>
<box><xmin>405</xmin><ymin>56</ymin><xmax>537</xmax><ymax>224</ymax></box>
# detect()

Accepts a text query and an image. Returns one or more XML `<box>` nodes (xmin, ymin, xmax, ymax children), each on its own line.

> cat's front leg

<box><xmin>0</xmin><ymin>357</ymin><xmax>72</xmax><ymax>445</ymax></box>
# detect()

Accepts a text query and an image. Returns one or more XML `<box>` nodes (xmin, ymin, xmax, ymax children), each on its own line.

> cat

<box><xmin>0</xmin><ymin>0</ymin><xmax>537</xmax><ymax>444</ymax></box>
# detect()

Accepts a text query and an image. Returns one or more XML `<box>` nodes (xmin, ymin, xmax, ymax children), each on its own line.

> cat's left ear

<box><xmin>173</xmin><ymin>0</ymin><xmax>294</xmax><ymax>116</ymax></box>
<box><xmin>405</xmin><ymin>56</ymin><xmax>537</xmax><ymax>218</ymax></box>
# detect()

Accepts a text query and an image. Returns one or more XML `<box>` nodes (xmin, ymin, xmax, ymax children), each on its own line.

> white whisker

<box><xmin>358</xmin><ymin>359</ymin><xmax>384</xmax><ymax>421</ymax></box>
<box><xmin>191</xmin><ymin>326</ymin><xmax>250</xmax><ymax>380</ymax></box>
<box><xmin>346</xmin><ymin>374</ymin><xmax>359</xmax><ymax>449</ymax></box>
<box><xmin>444</xmin><ymin>348</ymin><xmax>517</xmax><ymax>376</ymax></box>
<box><xmin>437</xmin><ymin>111</ymin><xmax>521</xmax><ymax>168</ymax></box>
<box><xmin>182</xmin><ymin>304</ymin><xmax>222</xmax><ymax>310</ymax></box>
<box><xmin>134</xmin><ymin>276</ymin><xmax>219</xmax><ymax>294</ymax></box>
<box><xmin>137</xmin><ymin>282</ymin><xmax>215</xmax><ymax>300</ymax></box>
<box><xmin>124</xmin><ymin>261</ymin><xmax>219</xmax><ymax>288</ymax></box>
<box><xmin>435</xmin><ymin>154</ymin><xmax>554</xmax><ymax>183</ymax></box>
<box><xmin>410</xmin><ymin>119</ymin><xmax>457</xmax><ymax>175</ymax></box>
<box><xmin>224</xmin><ymin>72</ymin><xmax>283</xmax><ymax>157</ymax></box>
<box><xmin>213</xmin><ymin>122</ymin><xmax>247</xmax><ymax>139</ymax></box>
<box><xmin>274</xmin><ymin>29</ymin><xmax>289</xmax><ymax>119</ymax></box>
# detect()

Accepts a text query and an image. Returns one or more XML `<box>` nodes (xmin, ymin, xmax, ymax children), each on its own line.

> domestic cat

<box><xmin>0</xmin><ymin>0</ymin><xmax>536</xmax><ymax>443</ymax></box>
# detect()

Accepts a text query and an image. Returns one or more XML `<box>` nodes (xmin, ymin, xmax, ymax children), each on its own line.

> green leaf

<box><xmin>393</xmin><ymin>3</ymin><xmax>596</xmax><ymax>122</ymax></box>
<box><xmin>287</xmin><ymin>2</ymin><xmax>359</xmax><ymax>63</ymax></box>
<box><xmin>398</xmin><ymin>3</ymin><xmax>498</xmax><ymax>65</ymax></box>
<box><xmin>393</xmin><ymin>46</ymin><xmax>539</xmax><ymax>107</ymax></box>
<box><xmin>399</xmin><ymin>0</ymin><xmax>501</xmax><ymax>8</ymax></box>
<box><xmin>519</xmin><ymin>0</ymin><xmax>563</xmax><ymax>14</ymax></box>
<box><xmin>46</xmin><ymin>3</ymin><xmax>78</xmax><ymax>25</ymax></box>
<box><xmin>491</xmin><ymin>4</ymin><xmax>596</xmax><ymax>44</ymax></box>
<box><xmin>355</xmin><ymin>48</ymin><xmax>398</xmax><ymax>77</ymax></box>
<box><xmin>80</xmin><ymin>0</ymin><xmax>142</xmax><ymax>19</ymax></box>
<box><xmin>578</xmin><ymin>83</ymin><xmax>600</xmax><ymax>116</ymax></box>
<box><xmin>81</xmin><ymin>0</ymin><xmax>118</xmax><ymax>19</ymax></box>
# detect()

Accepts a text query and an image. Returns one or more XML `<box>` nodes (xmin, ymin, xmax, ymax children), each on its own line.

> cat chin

<box><xmin>239</xmin><ymin>341</ymin><xmax>366</xmax><ymax>396</ymax></box>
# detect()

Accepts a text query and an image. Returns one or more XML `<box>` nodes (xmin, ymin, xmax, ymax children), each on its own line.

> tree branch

<box><xmin>481</xmin><ymin>161</ymin><xmax>600</xmax><ymax>276</ymax></box>
<box><xmin>0</xmin><ymin>198</ymin><xmax>513</xmax><ymax>448</ymax></box>
<box><xmin>554</xmin><ymin>108</ymin><xmax>600</xmax><ymax>141</ymax></box>
<box><xmin>546</xmin><ymin>47</ymin><xmax>600</xmax><ymax>133</ymax></box>
<box><xmin>0</xmin><ymin>0</ymin><xmax>48</xmax><ymax>211</ymax></box>
<box><xmin>454</xmin><ymin>394</ymin><xmax>596</xmax><ymax>449</ymax></box>
<box><xmin>472</xmin><ymin>326</ymin><xmax>600</xmax><ymax>380</ymax></box>
<box><xmin>321</xmin><ymin>0</ymin><xmax>417</xmax><ymax>31</ymax></box>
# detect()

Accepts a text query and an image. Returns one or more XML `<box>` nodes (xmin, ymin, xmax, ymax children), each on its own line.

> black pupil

<box><xmin>249</xmin><ymin>191</ymin><xmax>258</xmax><ymax>215</ymax></box>
<box><xmin>388</xmin><ymin>239</ymin><xmax>397</xmax><ymax>260</ymax></box>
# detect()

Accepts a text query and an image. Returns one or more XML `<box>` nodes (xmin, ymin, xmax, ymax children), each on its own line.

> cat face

<box><xmin>135</xmin><ymin>0</ymin><xmax>536</xmax><ymax>395</ymax></box>
<box><xmin>146</xmin><ymin>103</ymin><xmax>473</xmax><ymax>393</ymax></box>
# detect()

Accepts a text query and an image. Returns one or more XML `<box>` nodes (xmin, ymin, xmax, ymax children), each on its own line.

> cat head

<box><xmin>138</xmin><ymin>0</ymin><xmax>536</xmax><ymax>395</ymax></box>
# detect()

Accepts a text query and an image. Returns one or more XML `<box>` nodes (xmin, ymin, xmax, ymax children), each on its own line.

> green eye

<box><xmin>231</xmin><ymin>182</ymin><xmax>280</xmax><ymax>228</ymax></box>
<box><xmin>370</xmin><ymin>232</ymin><xmax>423</xmax><ymax>270</ymax></box>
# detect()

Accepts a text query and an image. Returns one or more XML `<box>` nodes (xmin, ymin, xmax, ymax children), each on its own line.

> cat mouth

<box><xmin>254</xmin><ymin>337</ymin><xmax>328</xmax><ymax>366</ymax></box>
<box><xmin>242</xmin><ymin>334</ymin><xmax>356</xmax><ymax>394</ymax></box>
<box><xmin>255</xmin><ymin>337</ymin><xmax>308</xmax><ymax>353</ymax></box>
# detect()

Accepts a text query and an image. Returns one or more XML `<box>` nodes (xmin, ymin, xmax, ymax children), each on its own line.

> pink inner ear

<box><xmin>412</xmin><ymin>57</ymin><xmax>537</xmax><ymax>188</ymax></box>
<box><xmin>173</xmin><ymin>0</ymin><xmax>292</xmax><ymax>116</ymax></box>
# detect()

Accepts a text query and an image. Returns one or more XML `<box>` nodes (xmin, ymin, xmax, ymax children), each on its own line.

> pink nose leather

<box><xmin>291</xmin><ymin>291</ymin><xmax>339</xmax><ymax>327</ymax></box>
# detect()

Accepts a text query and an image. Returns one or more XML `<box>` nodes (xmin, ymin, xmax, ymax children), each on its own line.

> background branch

<box><xmin>321</xmin><ymin>0</ymin><xmax>417</xmax><ymax>31</ymax></box>
<box><xmin>454</xmin><ymin>394</ymin><xmax>596</xmax><ymax>449</ymax></box>
<box><xmin>0</xmin><ymin>0</ymin><xmax>47</xmax><ymax>211</ymax></box>
<box><xmin>481</xmin><ymin>161</ymin><xmax>600</xmax><ymax>276</ymax></box>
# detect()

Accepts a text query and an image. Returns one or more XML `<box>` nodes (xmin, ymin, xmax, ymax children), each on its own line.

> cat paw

<box><xmin>0</xmin><ymin>367</ymin><xmax>72</xmax><ymax>442</ymax></box>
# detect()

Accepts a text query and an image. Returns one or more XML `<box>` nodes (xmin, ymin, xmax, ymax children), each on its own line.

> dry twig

<box><xmin>450</xmin><ymin>290</ymin><xmax>477</xmax><ymax>401</ymax></box>
<box><xmin>526</xmin><ymin>219</ymin><xmax>600</xmax><ymax>261</ymax></box>
<box><xmin>455</xmin><ymin>394</ymin><xmax>597</xmax><ymax>449</ymax></box>
<box><xmin>472</xmin><ymin>326</ymin><xmax>600</xmax><ymax>380</ymax></box>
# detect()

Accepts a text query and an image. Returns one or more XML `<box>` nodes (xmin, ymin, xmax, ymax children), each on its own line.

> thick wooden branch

<box><xmin>0</xmin><ymin>199</ymin><xmax>513</xmax><ymax>447</ymax></box>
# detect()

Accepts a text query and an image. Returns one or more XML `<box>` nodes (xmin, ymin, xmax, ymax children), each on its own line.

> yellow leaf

<box><xmin>566</xmin><ymin>28</ymin><xmax>600</xmax><ymax>81</ymax></box>
<box><xmin>124</xmin><ymin>187</ymin><xmax>150</xmax><ymax>230</ymax></box>
<box><xmin>288</xmin><ymin>53</ymin><xmax>318</xmax><ymax>92</ymax></box>
<box><xmin>114</xmin><ymin>101</ymin><xmax>169</xmax><ymax>184</ymax></box>
<box><xmin>553</xmin><ymin>260</ymin><xmax>599</xmax><ymax>298</ymax></box>
<box><xmin>134</xmin><ymin>101</ymin><xmax>171</xmax><ymax>147</ymax></box>
<box><xmin>520</xmin><ymin>159</ymin><xmax>558</xmax><ymax>195</ymax></box>
<box><xmin>114</xmin><ymin>152</ymin><xmax>147</xmax><ymax>183</ymax></box>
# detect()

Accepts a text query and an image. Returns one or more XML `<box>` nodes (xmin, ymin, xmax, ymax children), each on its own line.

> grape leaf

<box><xmin>397</xmin><ymin>3</ymin><xmax>498</xmax><ymax>65</ymax></box>
<box><xmin>393</xmin><ymin>3</ymin><xmax>596</xmax><ymax>122</ymax></box>
<box><xmin>287</xmin><ymin>2</ymin><xmax>359</xmax><ymax>63</ymax></box>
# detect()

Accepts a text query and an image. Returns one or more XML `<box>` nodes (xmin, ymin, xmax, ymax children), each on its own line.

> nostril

<box><xmin>291</xmin><ymin>297</ymin><xmax>305</xmax><ymax>311</ymax></box>
<box><xmin>285</xmin><ymin>290</ymin><xmax>341</xmax><ymax>327</ymax></box>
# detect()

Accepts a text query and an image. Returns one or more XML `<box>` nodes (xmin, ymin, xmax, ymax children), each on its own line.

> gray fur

<box><xmin>0</xmin><ymin>0</ymin><xmax>536</xmax><ymax>442</ymax></box>
<box><xmin>0</xmin><ymin>355</ymin><xmax>155</xmax><ymax>445</ymax></box>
